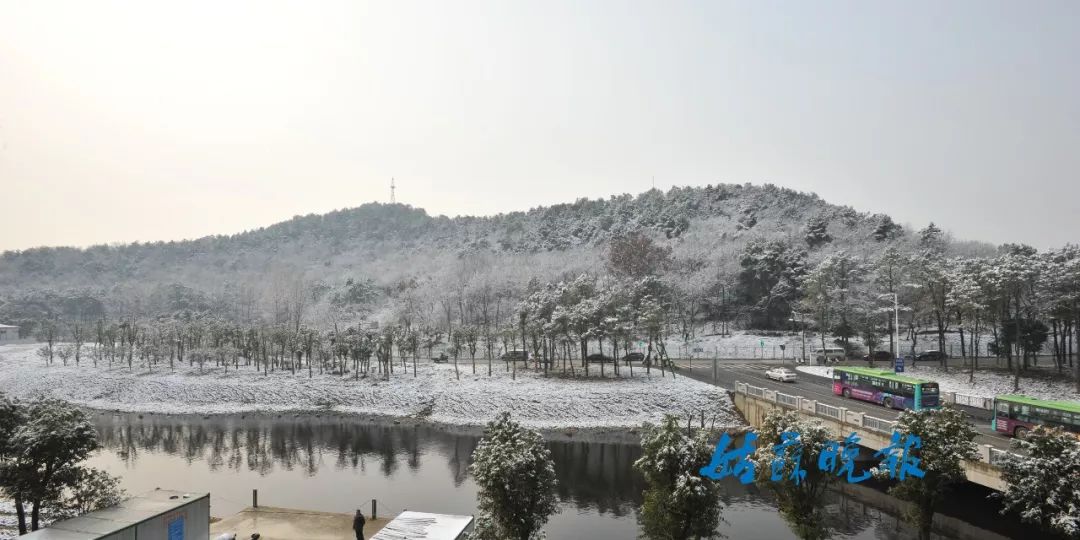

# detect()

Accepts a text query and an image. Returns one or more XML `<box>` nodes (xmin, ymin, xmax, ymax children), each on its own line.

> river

<box><xmin>84</xmin><ymin>413</ymin><xmax>1022</xmax><ymax>539</ymax></box>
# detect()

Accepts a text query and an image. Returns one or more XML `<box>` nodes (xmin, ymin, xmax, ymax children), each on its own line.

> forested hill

<box><xmin>0</xmin><ymin>183</ymin><xmax>990</xmax><ymax>328</ymax></box>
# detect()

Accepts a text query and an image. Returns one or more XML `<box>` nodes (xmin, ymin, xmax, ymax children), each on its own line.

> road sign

<box><xmin>779</xmin><ymin>344</ymin><xmax>786</xmax><ymax>351</ymax></box>
<box><xmin>894</xmin><ymin>356</ymin><xmax>904</xmax><ymax>373</ymax></box>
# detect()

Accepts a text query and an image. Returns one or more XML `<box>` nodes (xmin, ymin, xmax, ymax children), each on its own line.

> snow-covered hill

<box><xmin>0</xmin><ymin>184</ymin><xmax>995</xmax><ymax>326</ymax></box>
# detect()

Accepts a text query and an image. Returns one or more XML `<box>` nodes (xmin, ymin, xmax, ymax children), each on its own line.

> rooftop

<box><xmin>22</xmin><ymin>489</ymin><xmax>208</xmax><ymax>539</ymax></box>
<box><xmin>371</xmin><ymin>511</ymin><xmax>474</xmax><ymax>540</ymax></box>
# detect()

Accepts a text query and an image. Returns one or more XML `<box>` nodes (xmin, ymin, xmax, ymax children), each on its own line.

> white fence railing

<box><xmin>952</xmin><ymin>393</ymin><xmax>993</xmax><ymax>410</ymax></box>
<box><xmin>734</xmin><ymin>382</ymin><xmax>1018</xmax><ymax>470</ymax></box>
<box><xmin>815</xmin><ymin>402</ymin><xmax>841</xmax><ymax>420</ymax></box>
<box><xmin>987</xmin><ymin>447</ymin><xmax>1017</xmax><ymax>467</ymax></box>
<box><xmin>862</xmin><ymin>415</ymin><xmax>896</xmax><ymax>434</ymax></box>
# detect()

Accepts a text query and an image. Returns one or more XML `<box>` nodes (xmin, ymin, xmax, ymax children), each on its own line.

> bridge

<box><xmin>733</xmin><ymin>381</ymin><xmax>1017</xmax><ymax>491</ymax></box>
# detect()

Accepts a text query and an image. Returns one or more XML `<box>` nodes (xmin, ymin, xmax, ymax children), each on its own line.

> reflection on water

<box><xmin>87</xmin><ymin>413</ymin><xmax>1019</xmax><ymax>540</ymax></box>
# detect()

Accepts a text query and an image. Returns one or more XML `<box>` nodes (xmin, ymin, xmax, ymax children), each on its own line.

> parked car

<box><xmin>586</xmin><ymin>353</ymin><xmax>614</xmax><ymax>363</ymax></box>
<box><xmin>622</xmin><ymin>352</ymin><xmax>645</xmax><ymax>363</ymax></box>
<box><xmin>433</xmin><ymin>353</ymin><xmax>449</xmax><ymax>363</ymax></box>
<box><xmin>862</xmin><ymin>350</ymin><xmax>893</xmax><ymax>363</ymax></box>
<box><xmin>811</xmin><ymin>347</ymin><xmax>846</xmax><ymax>364</ymax></box>
<box><xmin>915</xmin><ymin>350</ymin><xmax>947</xmax><ymax>362</ymax></box>
<box><xmin>499</xmin><ymin>350</ymin><xmax>529</xmax><ymax>362</ymax></box>
<box><xmin>765</xmin><ymin>367</ymin><xmax>797</xmax><ymax>382</ymax></box>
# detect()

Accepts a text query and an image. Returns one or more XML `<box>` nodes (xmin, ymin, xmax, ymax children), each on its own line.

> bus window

<box><xmin>921</xmin><ymin>383</ymin><xmax>939</xmax><ymax>395</ymax></box>
<box><xmin>996</xmin><ymin>401</ymin><xmax>1010</xmax><ymax>415</ymax></box>
<box><xmin>1019</xmin><ymin>405</ymin><xmax>1031</xmax><ymax>423</ymax></box>
<box><xmin>901</xmin><ymin>383</ymin><xmax>914</xmax><ymax>397</ymax></box>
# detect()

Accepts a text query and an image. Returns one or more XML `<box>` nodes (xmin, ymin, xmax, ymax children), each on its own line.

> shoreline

<box><xmin>84</xmin><ymin>406</ymin><xmax>748</xmax><ymax>445</ymax></box>
<box><xmin>0</xmin><ymin>343</ymin><xmax>743</xmax><ymax>441</ymax></box>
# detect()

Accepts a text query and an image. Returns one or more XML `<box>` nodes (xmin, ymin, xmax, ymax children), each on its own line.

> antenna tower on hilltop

<box><xmin>391</xmin><ymin>178</ymin><xmax>396</xmax><ymax>203</ymax></box>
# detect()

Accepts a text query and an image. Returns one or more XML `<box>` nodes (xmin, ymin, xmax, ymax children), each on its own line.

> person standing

<box><xmin>353</xmin><ymin>509</ymin><xmax>367</xmax><ymax>540</ymax></box>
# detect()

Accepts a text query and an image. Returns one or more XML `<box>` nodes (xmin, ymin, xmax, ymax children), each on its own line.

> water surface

<box><xmin>85</xmin><ymin>413</ymin><xmax>1017</xmax><ymax>539</ymax></box>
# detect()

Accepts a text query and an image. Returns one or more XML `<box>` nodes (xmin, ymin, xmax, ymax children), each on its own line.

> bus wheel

<box><xmin>883</xmin><ymin>397</ymin><xmax>894</xmax><ymax>409</ymax></box>
<box><xmin>842</xmin><ymin>389</ymin><xmax>851</xmax><ymax>399</ymax></box>
<box><xmin>1014</xmin><ymin>426</ymin><xmax>1029</xmax><ymax>439</ymax></box>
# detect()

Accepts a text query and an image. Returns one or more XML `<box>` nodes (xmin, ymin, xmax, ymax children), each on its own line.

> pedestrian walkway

<box><xmin>210</xmin><ymin>506</ymin><xmax>389</xmax><ymax>540</ymax></box>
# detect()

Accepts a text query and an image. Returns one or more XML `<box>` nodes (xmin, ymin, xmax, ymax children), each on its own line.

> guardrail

<box><xmin>987</xmin><ymin>447</ymin><xmax>1016</xmax><ymax>467</ymax></box>
<box><xmin>815</xmin><ymin>402</ymin><xmax>841</xmax><ymax>420</ymax></box>
<box><xmin>862</xmin><ymin>415</ymin><xmax>896</xmax><ymax>434</ymax></box>
<box><xmin>776</xmin><ymin>392</ymin><xmax>798</xmax><ymax>408</ymax></box>
<box><xmin>953</xmin><ymin>393</ymin><xmax>993</xmax><ymax>410</ymax></box>
<box><xmin>734</xmin><ymin>382</ymin><xmax>1020</xmax><ymax>473</ymax></box>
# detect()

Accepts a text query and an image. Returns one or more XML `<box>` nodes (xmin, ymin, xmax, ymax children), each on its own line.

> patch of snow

<box><xmin>0</xmin><ymin>344</ymin><xmax>741</xmax><ymax>430</ymax></box>
<box><xmin>796</xmin><ymin>365</ymin><xmax>1080</xmax><ymax>402</ymax></box>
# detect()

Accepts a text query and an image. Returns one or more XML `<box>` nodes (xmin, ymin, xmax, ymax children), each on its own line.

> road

<box><xmin>672</xmin><ymin>358</ymin><xmax>1013</xmax><ymax>450</ymax></box>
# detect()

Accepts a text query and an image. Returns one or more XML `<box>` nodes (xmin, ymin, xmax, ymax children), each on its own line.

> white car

<box><xmin>765</xmin><ymin>367</ymin><xmax>797</xmax><ymax>382</ymax></box>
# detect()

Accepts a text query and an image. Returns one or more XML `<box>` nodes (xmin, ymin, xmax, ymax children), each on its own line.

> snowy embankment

<box><xmin>0</xmin><ymin>500</ymin><xmax>59</xmax><ymax>540</ymax></box>
<box><xmin>795</xmin><ymin>365</ymin><xmax>1080</xmax><ymax>402</ymax></box>
<box><xmin>0</xmin><ymin>344</ymin><xmax>740</xmax><ymax>430</ymax></box>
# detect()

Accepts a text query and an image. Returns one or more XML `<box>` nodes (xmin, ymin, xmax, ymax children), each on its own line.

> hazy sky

<box><xmin>1</xmin><ymin>1</ymin><xmax>1077</xmax><ymax>252</ymax></box>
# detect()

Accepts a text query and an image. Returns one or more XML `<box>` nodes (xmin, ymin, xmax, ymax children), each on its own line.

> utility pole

<box><xmin>893</xmin><ymin>293</ymin><xmax>900</xmax><ymax>361</ymax></box>
<box><xmin>390</xmin><ymin>178</ymin><xmax>396</xmax><ymax>203</ymax></box>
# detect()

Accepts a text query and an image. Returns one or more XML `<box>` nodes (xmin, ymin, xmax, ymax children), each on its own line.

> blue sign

<box><xmin>168</xmin><ymin>516</ymin><xmax>184</xmax><ymax>540</ymax></box>
<box><xmin>894</xmin><ymin>356</ymin><xmax>904</xmax><ymax>373</ymax></box>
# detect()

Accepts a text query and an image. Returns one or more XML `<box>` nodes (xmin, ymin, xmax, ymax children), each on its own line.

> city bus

<box><xmin>992</xmin><ymin>394</ymin><xmax>1080</xmax><ymax>438</ymax></box>
<box><xmin>832</xmin><ymin>367</ymin><xmax>940</xmax><ymax>411</ymax></box>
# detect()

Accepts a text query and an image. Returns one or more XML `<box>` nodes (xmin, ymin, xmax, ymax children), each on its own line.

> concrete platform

<box><xmin>210</xmin><ymin>506</ymin><xmax>388</xmax><ymax>540</ymax></box>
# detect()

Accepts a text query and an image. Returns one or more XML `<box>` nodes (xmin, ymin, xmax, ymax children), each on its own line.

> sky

<box><xmin>1</xmin><ymin>0</ymin><xmax>1077</xmax><ymax>252</ymax></box>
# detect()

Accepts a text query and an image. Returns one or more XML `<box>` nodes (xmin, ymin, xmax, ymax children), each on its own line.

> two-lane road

<box><xmin>673</xmin><ymin>359</ymin><xmax>1012</xmax><ymax>450</ymax></box>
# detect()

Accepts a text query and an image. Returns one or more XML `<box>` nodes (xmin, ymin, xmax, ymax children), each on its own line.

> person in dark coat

<box><xmin>353</xmin><ymin>510</ymin><xmax>367</xmax><ymax>540</ymax></box>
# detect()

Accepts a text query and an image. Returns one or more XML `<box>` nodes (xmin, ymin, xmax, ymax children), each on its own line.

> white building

<box><xmin>0</xmin><ymin>324</ymin><xmax>19</xmax><ymax>343</ymax></box>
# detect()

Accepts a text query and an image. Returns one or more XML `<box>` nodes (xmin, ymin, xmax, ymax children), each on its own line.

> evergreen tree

<box><xmin>875</xmin><ymin>407</ymin><xmax>978</xmax><ymax>540</ymax></box>
<box><xmin>634</xmin><ymin>416</ymin><xmax>723</xmax><ymax>540</ymax></box>
<box><xmin>997</xmin><ymin>426</ymin><xmax>1080</xmax><ymax>539</ymax></box>
<box><xmin>468</xmin><ymin>412</ymin><xmax>559</xmax><ymax>540</ymax></box>
<box><xmin>748</xmin><ymin>411</ymin><xmax>836</xmax><ymax>540</ymax></box>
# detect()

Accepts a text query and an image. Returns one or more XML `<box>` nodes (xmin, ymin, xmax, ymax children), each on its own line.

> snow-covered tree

<box><xmin>747</xmin><ymin>411</ymin><xmax>836</xmax><ymax>540</ymax></box>
<box><xmin>634</xmin><ymin>415</ymin><xmax>722</xmax><ymax>540</ymax></box>
<box><xmin>997</xmin><ymin>426</ymin><xmax>1080</xmax><ymax>538</ymax></box>
<box><xmin>607</xmin><ymin>231</ymin><xmax>672</xmax><ymax>278</ymax></box>
<box><xmin>0</xmin><ymin>398</ymin><xmax>108</xmax><ymax>534</ymax></box>
<box><xmin>62</xmin><ymin>467</ymin><xmax>126</xmax><ymax>515</ymax></box>
<box><xmin>468</xmin><ymin>412</ymin><xmax>559</xmax><ymax>540</ymax></box>
<box><xmin>947</xmin><ymin>259</ymin><xmax>989</xmax><ymax>382</ymax></box>
<box><xmin>876</xmin><ymin>407</ymin><xmax>978</xmax><ymax>540</ymax></box>
<box><xmin>803</xmin><ymin>214</ymin><xmax>833</xmax><ymax>249</ymax></box>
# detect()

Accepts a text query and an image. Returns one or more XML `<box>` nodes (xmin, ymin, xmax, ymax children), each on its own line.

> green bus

<box><xmin>832</xmin><ymin>366</ymin><xmax>940</xmax><ymax>411</ymax></box>
<box><xmin>992</xmin><ymin>394</ymin><xmax>1080</xmax><ymax>438</ymax></box>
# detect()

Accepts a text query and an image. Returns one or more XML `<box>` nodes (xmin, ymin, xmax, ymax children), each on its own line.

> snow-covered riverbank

<box><xmin>0</xmin><ymin>344</ymin><xmax>740</xmax><ymax>430</ymax></box>
<box><xmin>796</xmin><ymin>364</ymin><xmax>1080</xmax><ymax>402</ymax></box>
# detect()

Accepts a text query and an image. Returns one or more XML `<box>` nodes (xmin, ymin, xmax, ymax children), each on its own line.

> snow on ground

<box><xmin>0</xmin><ymin>500</ymin><xmax>62</xmax><ymax>540</ymax></box>
<box><xmin>0</xmin><ymin>344</ymin><xmax>740</xmax><ymax>430</ymax></box>
<box><xmin>660</xmin><ymin>329</ymin><xmax>997</xmax><ymax>359</ymax></box>
<box><xmin>795</xmin><ymin>365</ymin><xmax>1080</xmax><ymax>403</ymax></box>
